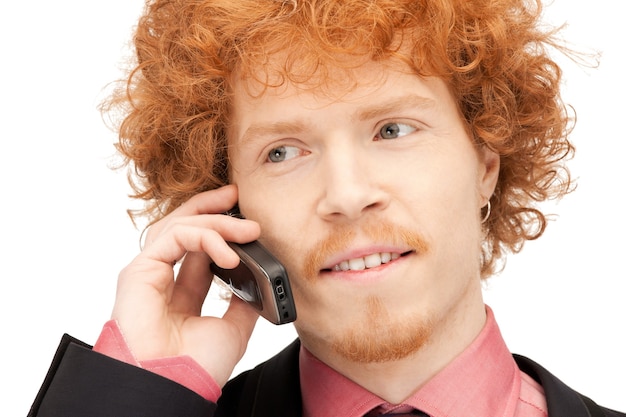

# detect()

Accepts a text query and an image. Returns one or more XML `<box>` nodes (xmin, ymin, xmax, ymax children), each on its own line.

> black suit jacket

<box><xmin>29</xmin><ymin>335</ymin><xmax>624</xmax><ymax>417</ymax></box>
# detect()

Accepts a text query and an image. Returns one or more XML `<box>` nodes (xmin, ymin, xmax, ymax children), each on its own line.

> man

<box><xmin>28</xmin><ymin>0</ymin><xmax>624</xmax><ymax>416</ymax></box>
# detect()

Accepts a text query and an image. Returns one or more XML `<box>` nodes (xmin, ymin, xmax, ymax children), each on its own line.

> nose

<box><xmin>316</xmin><ymin>145</ymin><xmax>390</xmax><ymax>221</ymax></box>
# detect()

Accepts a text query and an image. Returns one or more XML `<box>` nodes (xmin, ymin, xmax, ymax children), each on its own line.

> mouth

<box><xmin>322</xmin><ymin>250</ymin><xmax>414</xmax><ymax>272</ymax></box>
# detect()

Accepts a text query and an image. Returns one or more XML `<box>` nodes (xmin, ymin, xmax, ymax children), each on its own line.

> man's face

<box><xmin>228</xmin><ymin>58</ymin><xmax>499</xmax><ymax>364</ymax></box>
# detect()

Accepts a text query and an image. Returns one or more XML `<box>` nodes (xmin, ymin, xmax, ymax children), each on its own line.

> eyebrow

<box><xmin>239</xmin><ymin>120</ymin><xmax>309</xmax><ymax>146</ymax></box>
<box><xmin>238</xmin><ymin>94</ymin><xmax>437</xmax><ymax>145</ymax></box>
<box><xmin>355</xmin><ymin>95</ymin><xmax>437</xmax><ymax>122</ymax></box>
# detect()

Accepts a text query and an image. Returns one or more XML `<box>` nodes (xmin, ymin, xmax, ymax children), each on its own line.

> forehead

<box><xmin>227</xmin><ymin>55</ymin><xmax>457</xmax><ymax>147</ymax></box>
<box><xmin>227</xmin><ymin>56</ymin><xmax>401</xmax><ymax>130</ymax></box>
<box><xmin>229</xmin><ymin>52</ymin><xmax>432</xmax><ymax>108</ymax></box>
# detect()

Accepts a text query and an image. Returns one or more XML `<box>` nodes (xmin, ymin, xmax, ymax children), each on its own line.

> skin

<box><xmin>111</xmin><ymin>56</ymin><xmax>500</xmax><ymax>403</ymax></box>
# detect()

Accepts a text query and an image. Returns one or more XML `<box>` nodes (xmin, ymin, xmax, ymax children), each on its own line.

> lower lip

<box><xmin>319</xmin><ymin>252</ymin><xmax>413</xmax><ymax>282</ymax></box>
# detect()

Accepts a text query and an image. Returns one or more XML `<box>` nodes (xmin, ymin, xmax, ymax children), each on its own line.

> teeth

<box><xmin>349</xmin><ymin>258</ymin><xmax>366</xmax><ymax>270</ymax></box>
<box><xmin>332</xmin><ymin>252</ymin><xmax>400</xmax><ymax>272</ymax></box>
<box><xmin>364</xmin><ymin>253</ymin><xmax>381</xmax><ymax>268</ymax></box>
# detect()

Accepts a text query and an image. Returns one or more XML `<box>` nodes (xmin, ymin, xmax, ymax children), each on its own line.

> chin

<box><xmin>300</xmin><ymin>295</ymin><xmax>435</xmax><ymax>364</ymax></box>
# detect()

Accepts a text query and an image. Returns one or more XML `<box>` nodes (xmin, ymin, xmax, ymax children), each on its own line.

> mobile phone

<box><xmin>210</xmin><ymin>240</ymin><xmax>297</xmax><ymax>325</ymax></box>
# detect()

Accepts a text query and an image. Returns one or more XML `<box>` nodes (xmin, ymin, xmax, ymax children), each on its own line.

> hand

<box><xmin>111</xmin><ymin>185</ymin><xmax>261</xmax><ymax>387</ymax></box>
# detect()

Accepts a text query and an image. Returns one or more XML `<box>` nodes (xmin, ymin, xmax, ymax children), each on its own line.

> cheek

<box><xmin>413</xmin><ymin>161</ymin><xmax>483</xmax><ymax>252</ymax></box>
<box><xmin>235</xmin><ymin>179</ymin><xmax>311</xmax><ymax>264</ymax></box>
<box><xmin>235</xmin><ymin>157</ymin><xmax>321</xmax><ymax>228</ymax></box>
<box><xmin>429</xmin><ymin>191</ymin><xmax>484</xmax><ymax>283</ymax></box>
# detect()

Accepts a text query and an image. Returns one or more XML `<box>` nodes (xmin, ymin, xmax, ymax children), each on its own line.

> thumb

<box><xmin>223</xmin><ymin>296</ymin><xmax>260</xmax><ymax>350</ymax></box>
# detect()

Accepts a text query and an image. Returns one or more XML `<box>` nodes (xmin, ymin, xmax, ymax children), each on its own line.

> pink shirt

<box><xmin>299</xmin><ymin>306</ymin><xmax>548</xmax><ymax>417</ymax></box>
<box><xmin>93</xmin><ymin>320</ymin><xmax>222</xmax><ymax>402</ymax></box>
<box><xmin>94</xmin><ymin>306</ymin><xmax>548</xmax><ymax>416</ymax></box>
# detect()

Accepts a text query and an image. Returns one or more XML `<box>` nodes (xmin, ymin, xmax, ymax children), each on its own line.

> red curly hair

<box><xmin>104</xmin><ymin>0</ymin><xmax>575</xmax><ymax>277</ymax></box>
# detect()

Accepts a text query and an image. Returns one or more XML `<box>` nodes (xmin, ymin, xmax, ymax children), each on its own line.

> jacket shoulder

<box><xmin>514</xmin><ymin>354</ymin><xmax>625</xmax><ymax>417</ymax></box>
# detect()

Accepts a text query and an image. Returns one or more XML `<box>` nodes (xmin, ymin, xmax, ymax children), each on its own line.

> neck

<box><xmin>303</xmin><ymin>297</ymin><xmax>487</xmax><ymax>404</ymax></box>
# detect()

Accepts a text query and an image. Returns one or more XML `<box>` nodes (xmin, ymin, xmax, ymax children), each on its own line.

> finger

<box><xmin>141</xmin><ymin>216</ymin><xmax>261</xmax><ymax>267</ymax></box>
<box><xmin>172</xmin><ymin>184</ymin><xmax>239</xmax><ymax>217</ymax></box>
<box><xmin>185</xmin><ymin>297</ymin><xmax>259</xmax><ymax>387</ymax></box>
<box><xmin>171</xmin><ymin>251</ymin><xmax>213</xmax><ymax>316</ymax></box>
<box><xmin>139</xmin><ymin>226</ymin><xmax>235</xmax><ymax>270</ymax></box>
<box><xmin>222</xmin><ymin>296</ymin><xmax>260</xmax><ymax>349</ymax></box>
<box><xmin>159</xmin><ymin>214</ymin><xmax>261</xmax><ymax>247</ymax></box>
<box><xmin>143</xmin><ymin>184</ymin><xmax>239</xmax><ymax>247</ymax></box>
<box><xmin>144</xmin><ymin>211</ymin><xmax>259</xmax><ymax>256</ymax></box>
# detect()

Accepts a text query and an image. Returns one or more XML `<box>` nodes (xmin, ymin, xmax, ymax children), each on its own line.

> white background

<box><xmin>1</xmin><ymin>1</ymin><xmax>624</xmax><ymax>415</ymax></box>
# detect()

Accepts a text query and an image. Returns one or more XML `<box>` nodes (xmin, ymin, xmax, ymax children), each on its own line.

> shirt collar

<box><xmin>299</xmin><ymin>305</ymin><xmax>522</xmax><ymax>417</ymax></box>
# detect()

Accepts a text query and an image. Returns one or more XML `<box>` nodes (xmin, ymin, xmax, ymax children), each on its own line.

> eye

<box><xmin>266</xmin><ymin>145</ymin><xmax>302</xmax><ymax>163</ymax></box>
<box><xmin>377</xmin><ymin>122</ymin><xmax>416</xmax><ymax>140</ymax></box>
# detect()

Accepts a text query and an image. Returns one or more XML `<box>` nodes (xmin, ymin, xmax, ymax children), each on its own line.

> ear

<box><xmin>477</xmin><ymin>146</ymin><xmax>500</xmax><ymax>205</ymax></box>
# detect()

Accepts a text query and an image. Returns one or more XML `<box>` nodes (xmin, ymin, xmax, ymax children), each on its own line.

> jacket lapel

<box><xmin>218</xmin><ymin>339</ymin><xmax>302</xmax><ymax>417</ymax></box>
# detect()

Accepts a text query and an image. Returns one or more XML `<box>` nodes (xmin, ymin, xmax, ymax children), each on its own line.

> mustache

<box><xmin>301</xmin><ymin>219</ymin><xmax>429</xmax><ymax>281</ymax></box>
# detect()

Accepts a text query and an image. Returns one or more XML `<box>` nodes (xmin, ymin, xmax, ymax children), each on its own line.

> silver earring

<box><xmin>481</xmin><ymin>201</ymin><xmax>492</xmax><ymax>224</ymax></box>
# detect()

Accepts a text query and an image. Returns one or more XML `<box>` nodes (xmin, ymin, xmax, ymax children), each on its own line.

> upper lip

<box><xmin>320</xmin><ymin>245</ymin><xmax>414</xmax><ymax>271</ymax></box>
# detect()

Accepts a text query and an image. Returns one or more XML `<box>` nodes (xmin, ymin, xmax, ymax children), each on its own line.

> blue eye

<box><xmin>378</xmin><ymin>122</ymin><xmax>416</xmax><ymax>139</ymax></box>
<box><xmin>267</xmin><ymin>145</ymin><xmax>301</xmax><ymax>163</ymax></box>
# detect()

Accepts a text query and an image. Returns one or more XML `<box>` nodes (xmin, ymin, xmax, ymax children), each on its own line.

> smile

<box><xmin>329</xmin><ymin>251</ymin><xmax>412</xmax><ymax>272</ymax></box>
